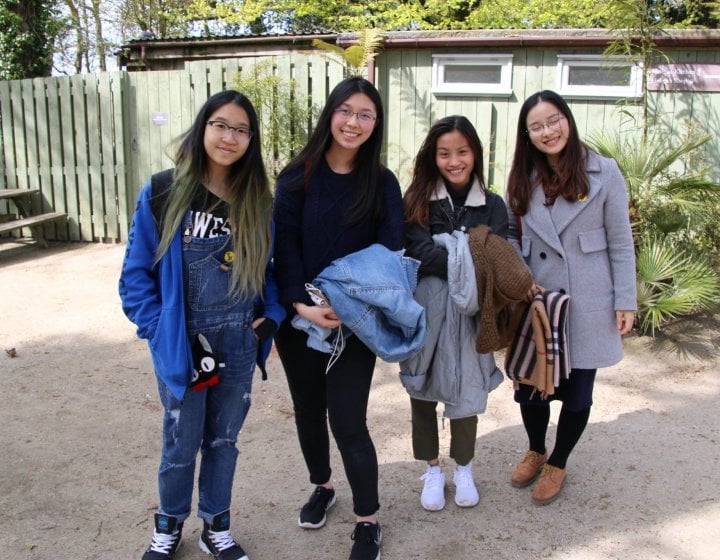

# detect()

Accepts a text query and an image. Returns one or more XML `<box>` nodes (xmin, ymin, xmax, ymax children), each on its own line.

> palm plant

<box><xmin>635</xmin><ymin>236</ymin><xmax>719</xmax><ymax>335</ymax></box>
<box><xmin>590</xmin><ymin>130</ymin><xmax>719</xmax><ymax>237</ymax></box>
<box><xmin>311</xmin><ymin>28</ymin><xmax>384</xmax><ymax>77</ymax></box>
<box><xmin>589</xmin><ymin>131</ymin><xmax>720</xmax><ymax>334</ymax></box>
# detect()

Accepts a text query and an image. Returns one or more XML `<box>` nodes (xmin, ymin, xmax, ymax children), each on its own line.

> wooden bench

<box><xmin>0</xmin><ymin>189</ymin><xmax>67</xmax><ymax>248</ymax></box>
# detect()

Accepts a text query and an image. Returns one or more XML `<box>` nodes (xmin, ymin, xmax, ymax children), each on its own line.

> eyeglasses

<box><xmin>333</xmin><ymin>108</ymin><xmax>376</xmax><ymax>123</ymax></box>
<box><xmin>527</xmin><ymin>114</ymin><xmax>566</xmax><ymax>136</ymax></box>
<box><xmin>206</xmin><ymin>120</ymin><xmax>253</xmax><ymax>141</ymax></box>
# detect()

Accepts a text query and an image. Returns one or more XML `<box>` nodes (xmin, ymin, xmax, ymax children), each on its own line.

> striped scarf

<box><xmin>504</xmin><ymin>290</ymin><xmax>571</xmax><ymax>398</ymax></box>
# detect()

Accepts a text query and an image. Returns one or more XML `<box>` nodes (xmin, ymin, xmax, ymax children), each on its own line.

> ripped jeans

<box><xmin>155</xmin><ymin>318</ymin><xmax>255</xmax><ymax>524</ymax></box>
<box><xmin>155</xmin><ymin>222</ymin><xmax>257</xmax><ymax>524</ymax></box>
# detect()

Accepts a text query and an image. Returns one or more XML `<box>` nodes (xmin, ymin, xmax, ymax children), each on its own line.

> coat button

<box><xmin>559</xmin><ymin>289</ymin><xmax>566</xmax><ymax>294</ymax></box>
<box><xmin>539</xmin><ymin>252</ymin><xmax>547</xmax><ymax>259</ymax></box>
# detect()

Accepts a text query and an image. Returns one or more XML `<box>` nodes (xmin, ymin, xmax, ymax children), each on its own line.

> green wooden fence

<box><xmin>0</xmin><ymin>72</ymin><xmax>127</xmax><ymax>242</ymax></box>
<box><xmin>1</xmin><ymin>50</ymin><xmax>718</xmax><ymax>244</ymax></box>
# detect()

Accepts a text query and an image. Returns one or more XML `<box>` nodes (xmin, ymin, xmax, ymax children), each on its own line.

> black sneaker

<box><xmin>349</xmin><ymin>522</ymin><xmax>382</xmax><ymax>560</ymax></box>
<box><xmin>198</xmin><ymin>510</ymin><xmax>249</xmax><ymax>560</ymax></box>
<box><xmin>141</xmin><ymin>514</ymin><xmax>183</xmax><ymax>560</ymax></box>
<box><xmin>298</xmin><ymin>486</ymin><xmax>337</xmax><ymax>529</ymax></box>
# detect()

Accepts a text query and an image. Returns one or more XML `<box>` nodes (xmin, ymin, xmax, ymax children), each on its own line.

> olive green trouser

<box><xmin>410</xmin><ymin>397</ymin><xmax>477</xmax><ymax>466</ymax></box>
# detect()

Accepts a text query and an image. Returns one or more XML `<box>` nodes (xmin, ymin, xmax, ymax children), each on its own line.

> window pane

<box><xmin>568</xmin><ymin>66</ymin><xmax>631</xmax><ymax>86</ymax></box>
<box><xmin>445</xmin><ymin>64</ymin><xmax>502</xmax><ymax>84</ymax></box>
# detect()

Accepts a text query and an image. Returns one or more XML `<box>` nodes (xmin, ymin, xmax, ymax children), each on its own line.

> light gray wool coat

<box><xmin>507</xmin><ymin>150</ymin><xmax>637</xmax><ymax>369</ymax></box>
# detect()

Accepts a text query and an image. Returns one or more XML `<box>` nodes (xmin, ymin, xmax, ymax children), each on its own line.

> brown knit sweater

<box><xmin>467</xmin><ymin>225</ymin><xmax>534</xmax><ymax>353</ymax></box>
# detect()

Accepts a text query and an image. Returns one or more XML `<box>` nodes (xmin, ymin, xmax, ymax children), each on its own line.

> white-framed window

<box><xmin>557</xmin><ymin>54</ymin><xmax>643</xmax><ymax>98</ymax></box>
<box><xmin>432</xmin><ymin>54</ymin><xmax>513</xmax><ymax>96</ymax></box>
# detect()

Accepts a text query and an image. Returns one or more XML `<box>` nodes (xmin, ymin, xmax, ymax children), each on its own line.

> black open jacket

<box><xmin>404</xmin><ymin>178</ymin><xmax>509</xmax><ymax>279</ymax></box>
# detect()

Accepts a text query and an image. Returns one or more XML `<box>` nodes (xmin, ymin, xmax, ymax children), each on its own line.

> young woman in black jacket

<box><xmin>403</xmin><ymin>115</ymin><xmax>508</xmax><ymax>511</ymax></box>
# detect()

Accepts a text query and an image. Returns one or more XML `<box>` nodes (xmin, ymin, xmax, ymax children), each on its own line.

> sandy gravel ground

<box><xmin>0</xmin><ymin>240</ymin><xmax>718</xmax><ymax>560</ymax></box>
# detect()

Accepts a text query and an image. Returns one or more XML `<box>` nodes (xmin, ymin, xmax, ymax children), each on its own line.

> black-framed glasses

<box><xmin>333</xmin><ymin>108</ymin><xmax>376</xmax><ymax>123</ymax></box>
<box><xmin>527</xmin><ymin>114</ymin><xmax>566</xmax><ymax>136</ymax></box>
<box><xmin>206</xmin><ymin>120</ymin><xmax>253</xmax><ymax>141</ymax></box>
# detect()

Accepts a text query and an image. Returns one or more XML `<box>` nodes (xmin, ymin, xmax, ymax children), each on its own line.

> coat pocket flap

<box><xmin>579</xmin><ymin>227</ymin><xmax>608</xmax><ymax>253</ymax></box>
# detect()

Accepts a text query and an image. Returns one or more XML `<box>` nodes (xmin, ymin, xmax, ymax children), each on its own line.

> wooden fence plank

<box><xmin>178</xmin><ymin>72</ymin><xmax>194</xmax><ymax>147</ymax></box>
<box><xmin>59</xmin><ymin>77</ymin><xmax>80</xmax><ymax>240</ymax></box>
<box><xmin>396</xmin><ymin>50</ymin><xmax>422</xmax><ymax>188</ymax></box>
<box><xmin>46</xmin><ymin>78</ymin><xmax>69</xmax><ymax>240</ymax></box>
<box><xmin>383</xmin><ymin>50</ymin><xmax>403</xmax><ymax>180</ymax></box>
<box><xmin>207</xmin><ymin>59</ymin><xmax>225</xmax><ymax>96</ymax></box>
<box><xmin>124</xmin><ymin>72</ymin><xmax>142</xmax><ymax>204</ymax></box>
<box><xmin>112</xmin><ymin>72</ymin><xmax>129</xmax><ymax>241</ymax></box>
<box><xmin>33</xmin><ymin>77</ymin><xmax>60</xmax><ymax>240</ymax></box>
<box><xmin>10</xmin><ymin>81</ymin><xmax>28</xmax><ymax>191</ymax></box>
<box><xmin>86</xmin><ymin>75</ymin><xmax>105</xmax><ymax>240</ymax></box>
<box><xmin>223</xmin><ymin>59</ymin><xmax>240</xmax><ymax>91</ymax></box>
<box><xmin>308</xmin><ymin>56</ymin><xmax>327</xmax><ymax>126</ymax></box>
<box><xmin>71</xmin><ymin>74</ymin><xmax>92</xmax><ymax>241</ymax></box>
<box><xmin>131</xmin><ymin>71</ymin><xmax>152</xmax><ymax>199</ymax></box>
<box><xmin>0</xmin><ymin>81</ymin><xmax>15</xmax><ymax>213</ymax></box>
<box><xmin>152</xmin><ymin>71</ymin><xmax>172</xmax><ymax>175</ymax></box>
<box><xmin>292</xmin><ymin>54</ymin><xmax>312</xmax><ymax>150</ymax></box>
<box><xmin>22</xmin><ymin>79</ymin><xmax>40</xmax><ymax>215</ymax></box>
<box><xmin>97</xmin><ymin>73</ymin><xmax>116</xmax><ymax>240</ymax></box>
<box><xmin>0</xmin><ymin>87</ymin><xmax>4</xmax><ymax>191</ymax></box>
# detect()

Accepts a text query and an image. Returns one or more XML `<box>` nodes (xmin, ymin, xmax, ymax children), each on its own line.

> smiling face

<box><xmin>329</xmin><ymin>92</ymin><xmax>377</xmax><ymax>154</ymax></box>
<box><xmin>203</xmin><ymin>102</ymin><xmax>251</xmax><ymax>176</ymax></box>
<box><xmin>526</xmin><ymin>100</ymin><xmax>571</xmax><ymax>164</ymax></box>
<box><xmin>435</xmin><ymin>129</ymin><xmax>475</xmax><ymax>191</ymax></box>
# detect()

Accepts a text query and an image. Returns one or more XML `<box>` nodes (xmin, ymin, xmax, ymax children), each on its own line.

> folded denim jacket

<box><xmin>294</xmin><ymin>243</ymin><xmax>426</xmax><ymax>363</ymax></box>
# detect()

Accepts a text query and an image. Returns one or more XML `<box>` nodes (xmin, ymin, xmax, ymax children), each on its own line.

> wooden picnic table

<box><xmin>0</xmin><ymin>189</ymin><xmax>67</xmax><ymax>247</ymax></box>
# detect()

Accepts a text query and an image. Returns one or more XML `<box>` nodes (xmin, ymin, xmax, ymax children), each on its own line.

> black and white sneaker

<box><xmin>199</xmin><ymin>510</ymin><xmax>249</xmax><ymax>560</ymax></box>
<box><xmin>349</xmin><ymin>522</ymin><xmax>382</xmax><ymax>560</ymax></box>
<box><xmin>142</xmin><ymin>514</ymin><xmax>183</xmax><ymax>560</ymax></box>
<box><xmin>298</xmin><ymin>486</ymin><xmax>336</xmax><ymax>529</ymax></box>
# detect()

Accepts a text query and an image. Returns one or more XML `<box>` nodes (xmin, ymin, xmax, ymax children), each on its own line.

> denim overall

<box><xmin>156</xmin><ymin>212</ymin><xmax>257</xmax><ymax>524</ymax></box>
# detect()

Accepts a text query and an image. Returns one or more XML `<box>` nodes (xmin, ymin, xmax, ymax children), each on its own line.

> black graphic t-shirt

<box><xmin>184</xmin><ymin>189</ymin><xmax>231</xmax><ymax>239</ymax></box>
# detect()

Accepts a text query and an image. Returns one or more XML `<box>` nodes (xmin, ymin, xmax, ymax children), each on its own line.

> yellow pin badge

<box><xmin>221</xmin><ymin>251</ymin><xmax>234</xmax><ymax>271</ymax></box>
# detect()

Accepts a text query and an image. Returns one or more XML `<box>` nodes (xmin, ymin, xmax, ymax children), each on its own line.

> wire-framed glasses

<box><xmin>527</xmin><ymin>114</ymin><xmax>566</xmax><ymax>136</ymax></box>
<box><xmin>206</xmin><ymin>120</ymin><xmax>253</xmax><ymax>141</ymax></box>
<box><xmin>333</xmin><ymin>108</ymin><xmax>376</xmax><ymax>123</ymax></box>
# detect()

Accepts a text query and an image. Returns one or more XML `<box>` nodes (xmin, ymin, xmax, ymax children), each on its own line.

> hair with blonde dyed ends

<box><xmin>403</xmin><ymin>115</ymin><xmax>486</xmax><ymax>226</ymax></box>
<box><xmin>155</xmin><ymin>90</ymin><xmax>272</xmax><ymax>298</ymax></box>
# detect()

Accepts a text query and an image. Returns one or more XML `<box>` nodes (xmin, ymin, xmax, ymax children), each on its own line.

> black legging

<box><xmin>521</xmin><ymin>404</ymin><xmax>591</xmax><ymax>470</ymax></box>
<box><xmin>274</xmin><ymin>320</ymin><xmax>380</xmax><ymax>517</ymax></box>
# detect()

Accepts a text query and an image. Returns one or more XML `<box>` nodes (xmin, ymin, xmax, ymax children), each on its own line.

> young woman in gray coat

<box><xmin>505</xmin><ymin>90</ymin><xmax>636</xmax><ymax>506</ymax></box>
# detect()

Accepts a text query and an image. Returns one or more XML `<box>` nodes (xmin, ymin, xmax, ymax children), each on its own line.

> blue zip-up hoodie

<box><xmin>119</xmin><ymin>178</ymin><xmax>286</xmax><ymax>400</ymax></box>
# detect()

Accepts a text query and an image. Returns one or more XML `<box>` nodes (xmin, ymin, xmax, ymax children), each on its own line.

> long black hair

<box><xmin>404</xmin><ymin>115</ymin><xmax>485</xmax><ymax>225</ymax></box>
<box><xmin>279</xmin><ymin>76</ymin><xmax>386</xmax><ymax>224</ymax></box>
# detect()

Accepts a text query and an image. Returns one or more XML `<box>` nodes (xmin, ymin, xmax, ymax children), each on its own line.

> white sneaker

<box><xmin>420</xmin><ymin>465</ymin><xmax>445</xmax><ymax>511</ymax></box>
<box><xmin>453</xmin><ymin>463</ymin><xmax>479</xmax><ymax>507</ymax></box>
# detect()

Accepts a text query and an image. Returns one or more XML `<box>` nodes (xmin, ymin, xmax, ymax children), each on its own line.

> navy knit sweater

<box><xmin>273</xmin><ymin>158</ymin><xmax>405</xmax><ymax>309</ymax></box>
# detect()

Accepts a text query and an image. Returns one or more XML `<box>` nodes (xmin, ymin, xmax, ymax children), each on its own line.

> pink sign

<box><xmin>648</xmin><ymin>64</ymin><xmax>720</xmax><ymax>92</ymax></box>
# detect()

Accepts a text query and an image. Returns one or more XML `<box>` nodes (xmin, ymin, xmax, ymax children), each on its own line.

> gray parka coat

<box><xmin>507</xmin><ymin>150</ymin><xmax>637</xmax><ymax>369</ymax></box>
<box><xmin>399</xmin><ymin>232</ymin><xmax>503</xmax><ymax>419</ymax></box>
